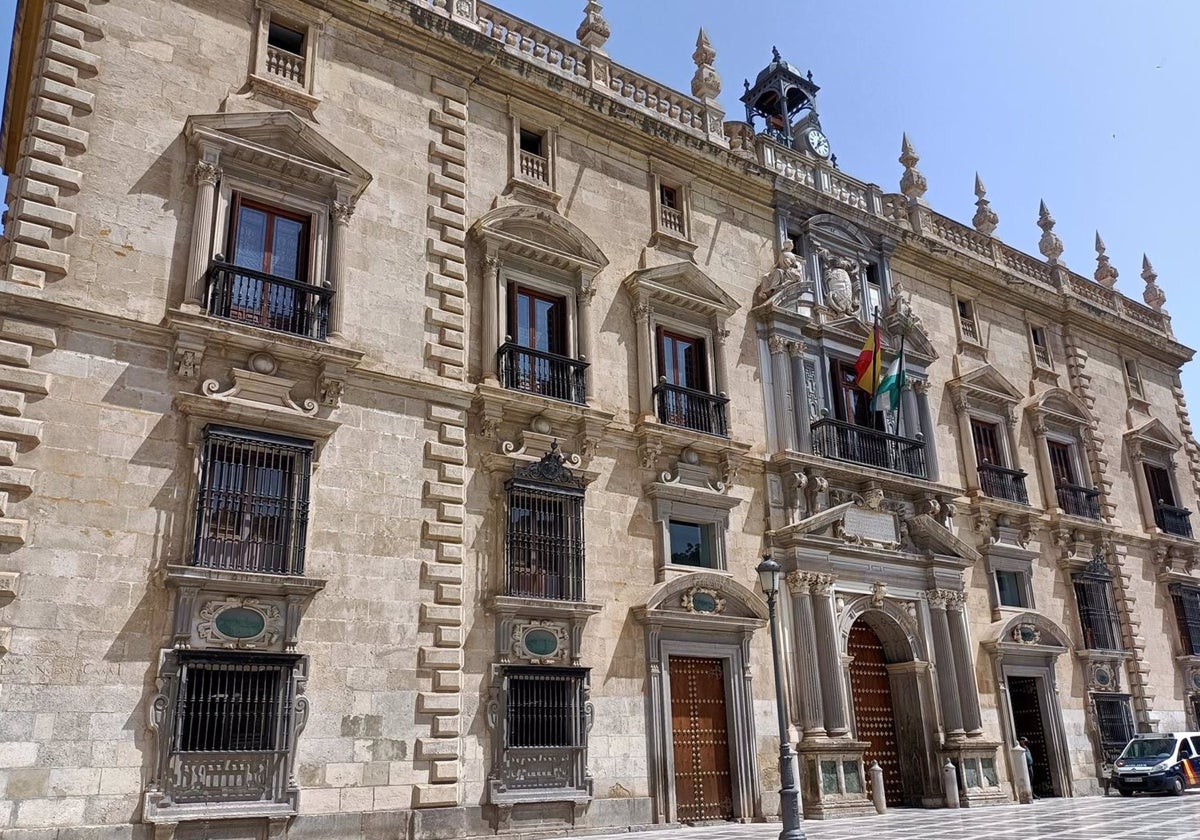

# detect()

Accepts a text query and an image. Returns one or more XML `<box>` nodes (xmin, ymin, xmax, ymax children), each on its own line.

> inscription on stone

<box><xmin>843</xmin><ymin>508</ymin><xmax>898</xmax><ymax>545</ymax></box>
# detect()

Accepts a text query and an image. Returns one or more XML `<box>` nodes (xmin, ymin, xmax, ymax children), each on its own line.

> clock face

<box><xmin>807</xmin><ymin>128</ymin><xmax>831</xmax><ymax>158</ymax></box>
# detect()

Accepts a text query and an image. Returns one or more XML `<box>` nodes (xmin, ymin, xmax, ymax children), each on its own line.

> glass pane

<box><xmin>269</xmin><ymin>217</ymin><xmax>304</xmax><ymax>280</ymax></box>
<box><xmin>232</xmin><ymin>207</ymin><xmax>268</xmax><ymax>270</ymax></box>
<box><xmin>996</xmin><ymin>570</ymin><xmax>1025</xmax><ymax>608</ymax></box>
<box><xmin>981</xmin><ymin>758</ymin><xmax>998</xmax><ymax>786</ymax></box>
<box><xmin>669</xmin><ymin>521</ymin><xmax>710</xmax><ymax>567</ymax></box>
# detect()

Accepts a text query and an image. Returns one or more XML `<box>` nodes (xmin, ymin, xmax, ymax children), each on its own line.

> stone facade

<box><xmin>0</xmin><ymin>1</ymin><xmax>1198</xmax><ymax>838</ymax></box>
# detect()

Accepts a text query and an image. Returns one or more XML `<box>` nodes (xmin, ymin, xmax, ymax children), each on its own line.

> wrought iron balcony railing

<box><xmin>206</xmin><ymin>261</ymin><xmax>331</xmax><ymax>341</ymax></box>
<box><xmin>653</xmin><ymin>381</ymin><xmax>729</xmax><ymax>437</ymax></box>
<box><xmin>810</xmin><ymin>417</ymin><xmax>927</xmax><ymax>479</ymax></box>
<box><xmin>978</xmin><ymin>462</ymin><xmax>1030</xmax><ymax>505</ymax></box>
<box><xmin>497</xmin><ymin>343</ymin><xmax>588</xmax><ymax>405</ymax></box>
<box><xmin>1056</xmin><ymin>483</ymin><xmax>1101</xmax><ymax>520</ymax></box>
<box><xmin>1154</xmin><ymin>502</ymin><xmax>1193</xmax><ymax>538</ymax></box>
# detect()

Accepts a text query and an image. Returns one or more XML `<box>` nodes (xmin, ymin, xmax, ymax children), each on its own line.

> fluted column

<box><xmin>786</xmin><ymin>571</ymin><xmax>825</xmax><ymax>737</ymax></box>
<box><xmin>787</xmin><ymin>342</ymin><xmax>811</xmax><ymax>453</ymax></box>
<box><xmin>482</xmin><ymin>254</ymin><xmax>501</xmax><ymax>383</ymax></box>
<box><xmin>185</xmin><ymin>158</ymin><xmax>221</xmax><ymax>306</ymax></box>
<box><xmin>928</xmin><ymin>590</ymin><xmax>965</xmax><ymax>738</ymax></box>
<box><xmin>768</xmin><ymin>335</ymin><xmax>796</xmax><ymax>452</ymax></box>
<box><xmin>946</xmin><ymin>594</ymin><xmax>984</xmax><ymax>736</ymax></box>
<box><xmin>811</xmin><ymin>575</ymin><xmax>849</xmax><ymax>736</ymax></box>
<box><xmin>326</xmin><ymin>201</ymin><xmax>353</xmax><ymax>339</ymax></box>
<box><xmin>635</xmin><ymin>300</ymin><xmax>655</xmax><ymax>421</ymax></box>
<box><xmin>913</xmin><ymin>379</ymin><xmax>937</xmax><ymax>481</ymax></box>
<box><xmin>578</xmin><ymin>281</ymin><xmax>595</xmax><ymax>400</ymax></box>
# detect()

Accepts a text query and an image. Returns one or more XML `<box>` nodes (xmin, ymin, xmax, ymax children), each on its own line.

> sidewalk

<box><xmin>549</xmin><ymin>793</ymin><xmax>1200</xmax><ymax>840</ymax></box>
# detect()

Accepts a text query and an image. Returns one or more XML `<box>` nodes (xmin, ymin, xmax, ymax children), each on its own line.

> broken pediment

<box><xmin>906</xmin><ymin>514</ymin><xmax>982</xmax><ymax>564</ymax></box>
<box><xmin>623</xmin><ymin>261</ymin><xmax>739</xmax><ymax>319</ymax></box>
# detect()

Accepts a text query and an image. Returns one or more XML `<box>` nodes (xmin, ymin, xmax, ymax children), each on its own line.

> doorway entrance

<box><xmin>1007</xmin><ymin>675</ymin><xmax>1057</xmax><ymax>797</ymax></box>
<box><xmin>848</xmin><ymin>619</ymin><xmax>905</xmax><ymax>805</ymax></box>
<box><xmin>668</xmin><ymin>656</ymin><xmax>734</xmax><ymax>823</ymax></box>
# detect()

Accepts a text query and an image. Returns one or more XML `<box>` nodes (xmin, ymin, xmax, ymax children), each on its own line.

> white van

<box><xmin>1110</xmin><ymin>732</ymin><xmax>1200</xmax><ymax>795</ymax></box>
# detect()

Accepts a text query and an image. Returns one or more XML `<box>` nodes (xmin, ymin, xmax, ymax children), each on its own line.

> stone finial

<box><xmin>1142</xmin><ymin>254</ymin><xmax>1166</xmax><ymax>311</ymax></box>
<box><xmin>1093</xmin><ymin>231</ymin><xmax>1119</xmax><ymax>289</ymax></box>
<box><xmin>972</xmin><ymin>173</ymin><xmax>998</xmax><ymax>236</ymax></box>
<box><xmin>899</xmin><ymin>133</ymin><xmax>927</xmax><ymax>203</ymax></box>
<box><xmin>1037</xmin><ymin>200</ymin><xmax>1064</xmax><ymax>264</ymax></box>
<box><xmin>691</xmin><ymin>28</ymin><xmax>721</xmax><ymax>100</ymax></box>
<box><xmin>577</xmin><ymin>1</ymin><xmax>610</xmax><ymax>52</ymax></box>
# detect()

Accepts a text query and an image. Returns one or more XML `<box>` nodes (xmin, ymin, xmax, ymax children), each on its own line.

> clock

<box><xmin>806</xmin><ymin>128</ymin><xmax>831</xmax><ymax>159</ymax></box>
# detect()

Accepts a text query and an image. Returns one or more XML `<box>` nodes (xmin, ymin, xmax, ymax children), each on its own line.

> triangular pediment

<box><xmin>186</xmin><ymin>111</ymin><xmax>372</xmax><ymax>200</ymax></box>
<box><xmin>1126</xmin><ymin>416</ymin><xmax>1182</xmax><ymax>452</ymax></box>
<box><xmin>949</xmin><ymin>364</ymin><xmax>1024</xmax><ymax>407</ymax></box>
<box><xmin>471</xmin><ymin>205</ymin><xmax>607</xmax><ymax>275</ymax></box>
<box><xmin>623</xmin><ymin>262</ymin><xmax>739</xmax><ymax>318</ymax></box>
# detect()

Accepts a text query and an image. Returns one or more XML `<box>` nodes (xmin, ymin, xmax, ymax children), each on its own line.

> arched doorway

<box><xmin>848</xmin><ymin>618</ymin><xmax>905</xmax><ymax>804</ymax></box>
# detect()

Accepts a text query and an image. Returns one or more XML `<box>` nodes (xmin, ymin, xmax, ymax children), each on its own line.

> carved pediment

<box><xmin>948</xmin><ymin>364</ymin><xmax>1024</xmax><ymax>412</ymax></box>
<box><xmin>983</xmin><ymin>611</ymin><xmax>1072</xmax><ymax>657</ymax></box>
<box><xmin>186</xmin><ymin>111</ymin><xmax>371</xmax><ymax>200</ymax></box>
<box><xmin>1026</xmin><ymin>387</ymin><xmax>1092</xmax><ymax>430</ymax></box>
<box><xmin>635</xmin><ymin>571</ymin><xmax>768</xmax><ymax>627</ymax></box>
<box><xmin>906</xmin><ymin>514</ymin><xmax>981</xmax><ymax>563</ymax></box>
<box><xmin>1125</xmin><ymin>416</ymin><xmax>1182</xmax><ymax>455</ymax></box>
<box><xmin>623</xmin><ymin>261</ymin><xmax>739</xmax><ymax>318</ymax></box>
<box><xmin>471</xmin><ymin>205</ymin><xmax>607</xmax><ymax>276</ymax></box>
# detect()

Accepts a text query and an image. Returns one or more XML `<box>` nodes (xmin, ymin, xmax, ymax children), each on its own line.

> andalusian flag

<box><xmin>874</xmin><ymin>352</ymin><xmax>906</xmax><ymax>412</ymax></box>
<box><xmin>854</xmin><ymin>316</ymin><xmax>882</xmax><ymax>393</ymax></box>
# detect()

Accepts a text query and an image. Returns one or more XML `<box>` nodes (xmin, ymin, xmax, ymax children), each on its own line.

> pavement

<box><xmin>549</xmin><ymin>792</ymin><xmax>1200</xmax><ymax>840</ymax></box>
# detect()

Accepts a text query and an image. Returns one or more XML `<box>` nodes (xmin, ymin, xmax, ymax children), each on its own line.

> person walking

<box><xmin>1020</xmin><ymin>737</ymin><xmax>1038</xmax><ymax>798</ymax></box>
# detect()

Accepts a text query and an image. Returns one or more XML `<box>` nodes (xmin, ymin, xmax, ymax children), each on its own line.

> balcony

<box><xmin>978</xmin><ymin>462</ymin><xmax>1029</xmax><ymax>505</ymax></box>
<box><xmin>206</xmin><ymin>261</ymin><xmax>331</xmax><ymax>341</ymax></box>
<box><xmin>497</xmin><ymin>343</ymin><xmax>588</xmax><ymax>405</ymax></box>
<box><xmin>265</xmin><ymin>45</ymin><xmax>305</xmax><ymax>85</ymax></box>
<box><xmin>1056</xmin><ymin>483</ymin><xmax>1101</xmax><ymax>520</ymax></box>
<box><xmin>810</xmin><ymin>417</ymin><xmax>928</xmax><ymax>479</ymax></box>
<box><xmin>519</xmin><ymin>150</ymin><xmax>548</xmax><ymax>183</ymax></box>
<box><xmin>653</xmin><ymin>381</ymin><xmax>729</xmax><ymax>437</ymax></box>
<box><xmin>659</xmin><ymin>205</ymin><xmax>685</xmax><ymax>236</ymax></box>
<box><xmin>1154</xmin><ymin>502</ymin><xmax>1193</xmax><ymax>538</ymax></box>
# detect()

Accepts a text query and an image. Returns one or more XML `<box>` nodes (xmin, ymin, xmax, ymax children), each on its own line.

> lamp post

<box><xmin>757</xmin><ymin>556</ymin><xmax>805</xmax><ymax>840</ymax></box>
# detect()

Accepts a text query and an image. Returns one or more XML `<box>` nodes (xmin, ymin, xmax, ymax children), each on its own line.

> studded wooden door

<box><xmin>669</xmin><ymin>656</ymin><xmax>734</xmax><ymax>822</ymax></box>
<box><xmin>848</xmin><ymin>620</ymin><xmax>904</xmax><ymax>805</ymax></box>
<box><xmin>1008</xmin><ymin>675</ymin><xmax>1055</xmax><ymax>797</ymax></box>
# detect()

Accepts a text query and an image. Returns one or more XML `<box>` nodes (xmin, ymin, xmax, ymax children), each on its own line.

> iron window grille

<box><xmin>1170</xmin><ymin>585</ymin><xmax>1200</xmax><ymax>656</ymax></box>
<box><xmin>1072</xmin><ymin>557</ymin><xmax>1124</xmax><ymax>652</ymax></box>
<box><xmin>504</xmin><ymin>443</ymin><xmax>586</xmax><ymax>602</ymax></box>
<box><xmin>166</xmin><ymin>653</ymin><xmax>299</xmax><ymax>806</ymax></box>
<box><xmin>193</xmin><ymin>426</ymin><xmax>313</xmax><ymax>576</ymax></box>
<box><xmin>1093</xmin><ymin>695</ymin><xmax>1135</xmax><ymax>764</ymax></box>
<box><xmin>505</xmin><ymin>667</ymin><xmax>588</xmax><ymax>749</ymax></box>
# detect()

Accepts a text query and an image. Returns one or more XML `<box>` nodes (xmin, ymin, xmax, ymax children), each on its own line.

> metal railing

<box><xmin>810</xmin><ymin>417</ymin><xmax>927</xmax><ymax>479</ymax></box>
<box><xmin>206</xmin><ymin>261</ymin><xmax>331</xmax><ymax>341</ymax></box>
<box><xmin>1154</xmin><ymin>502</ymin><xmax>1193</xmax><ymax>538</ymax></box>
<box><xmin>519</xmin><ymin>150</ymin><xmax>548</xmax><ymax>183</ymax></box>
<box><xmin>504</xmin><ymin>485</ymin><xmax>585</xmax><ymax>602</ymax></box>
<box><xmin>265</xmin><ymin>45</ymin><xmax>305</xmax><ymax>85</ymax></box>
<box><xmin>1057</xmin><ymin>483</ymin><xmax>1101</xmax><ymax>520</ymax></box>
<box><xmin>978</xmin><ymin>462</ymin><xmax>1029</xmax><ymax>504</ymax></box>
<box><xmin>659</xmin><ymin>205</ymin><xmax>685</xmax><ymax>235</ymax></box>
<box><xmin>497</xmin><ymin>343</ymin><xmax>587</xmax><ymax>405</ymax></box>
<box><xmin>653</xmin><ymin>381</ymin><xmax>729</xmax><ymax>437</ymax></box>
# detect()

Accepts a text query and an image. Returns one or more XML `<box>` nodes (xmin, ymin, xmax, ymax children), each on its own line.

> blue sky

<box><xmin>3</xmin><ymin>0</ymin><xmax>1199</xmax><ymax>396</ymax></box>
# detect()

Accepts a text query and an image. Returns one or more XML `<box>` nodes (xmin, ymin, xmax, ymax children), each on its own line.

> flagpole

<box><xmin>872</xmin><ymin>307</ymin><xmax>881</xmax><ymax>425</ymax></box>
<box><xmin>894</xmin><ymin>329</ymin><xmax>906</xmax><ymax>435</ymax></box>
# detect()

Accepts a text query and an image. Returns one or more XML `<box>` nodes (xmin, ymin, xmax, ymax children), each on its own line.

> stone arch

<box><xmin>838</xmin><ymin>595</ymin><xmax>925</xmax><ymax>663</ymax></box>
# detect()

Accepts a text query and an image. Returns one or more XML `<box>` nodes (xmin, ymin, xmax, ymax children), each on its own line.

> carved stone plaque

<box><xmin>842</xmin><ymin>508</ymin><xmax>899</xmax><ymax>546</ymax></box>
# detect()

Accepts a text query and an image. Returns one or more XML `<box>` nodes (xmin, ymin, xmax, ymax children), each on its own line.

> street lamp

<box><xmin>756</xmin><ymin>555</ymin><xmax>805</xmax><ymax>840</ymax></box>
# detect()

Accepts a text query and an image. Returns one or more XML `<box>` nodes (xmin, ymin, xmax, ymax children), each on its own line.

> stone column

<box><xmin>1029</xmin><ymin>410</ymin><xmax>1058</xmax><ymax>511</ymax></box>
<box><xmin>946</xmin><ymin>594</ymin><xmax>984</xmax><ymax>736</ymax></box>
<box><xmin>928</xmin><ymin>590</ymin><xmax>965</xmax><ymax>738</ymax></box>
<box><xmin>713</xmin><ymin>321</ymin><xmax>730</xmax><ymax>396</ymax></box>
<box><xmin>635</xmin><ymin>300</ymin><xmax>654</xmax><ymax>421</ymax></box>
<box><xmin>326</xmin><ymin>201</ymin><xmax>353</xmax><ymax>339</ymax></box>
<box><xmin>482</xmin><ymin>254</ymin><xmax>501</xmax><ymax>383</ymax></box>
<box><xmin>768</xmin><ymin>335</ymin><xmax>796</xmax><ymax>452</ymax></box>
<box><xmin>185</xmin><ymin>158</ymin><xmax>221</xmax><ymax>307</ymax></box>
<box><xmin>788</xmin><ymin>342</ymin><xmax>811</xmax><ymax>453</ymax></box>
<box><xmin>578</xmin><ymin>281</ymin><xmax>595</xmax><ymax>400</ymax></box>
<box><xmin>811</xmin><ymin>575</ymin><xmax>849</xmax><ymax>736</ymax></box>
<box><xmin>787</xmin><ymin>571</ymin><xmax>825</xmax><ymax>737</ymax></box>
<box><xmin>913</xmin><ymin>380</ymin><xmax>937</xmax><ymax>481</ymax></box>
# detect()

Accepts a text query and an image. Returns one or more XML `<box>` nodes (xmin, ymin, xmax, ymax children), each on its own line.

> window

<box><xmin>1030</xmin><ymin>326</ymin><xmax>1052</xmax><ymax>369</ymax></box>
<box><xmin>996</xmin><ymin>570</ymin><xmax>1028</xmax><ymax>608</ymax></box>
<box><xmin>669</xmin><ymin>521</ymin><xmax>714</xmax><ymax>568</ymax></box>
<box><xmin>266</xmin><ymin>22</ymin><xmax>306</xmax><ymax>84</ymax></box>
<box><xmin>518</xmin><ymin>129</ymin><xmax>548</xmax><ymax>183</ymax></box>
<box><xmin>504</xmin><ymin>447</ymin><xmax>585</xmax><ymax>601</ymax></box>
<box><xmin>956</xmin><ymin>298</ymin><xmax>980</xmax><ymax>343</ymax></box>
<box><xmin>193</xmin><ymin>426</ymin><xmax>313</xmax><ymax>576</ymax></box>
<box><xmin>863</xmin><ymin>264</ymin><xmax>882</xmax><ymax>320</ymax></box>
<box><xmin>655</xmin><ymin>326</ymin><xmax>726</xmax><ymax>436</ymax></box>
<box><xmin>251</xmin><ymin>8</ymin><xmax>319</xmax><ymax>103</ymax></box>
<box><xmin>162</xmin><ymin>653</ymin><xmax>301</xmax><ymax>808</ymax></box>
<box><xmin>1048</xmin><ymin>438</ymin><xmax>1100</xmax><ymax>519</ymax></box>
<box><xmin>1170</xmin><ymin>585</ymin><xmax>1200</xmax><ymax>656</ymax></box>
<box><xmin>830</xmin><ymin>358</ymin><xmax>880</xmax><ymax>429</ymax></box>
<box><xmin>1124</xmin><ymin>359</ymin><xmax>1145</xmax><ymax>401</ymax></box>
<box><xmin>497</xmin><ymin>281</ymin><xmax>584</xmax><ymax>403</ymax></box>
<box><xmin>1144</xmin><ymin>463</ymin><xmax>1192</xmax><ymax>537</ymax></box>
<box><xmin>505</xmin><ymin>667</ymin><xmax>587</xmax><ymax>748</ymax></box>
<box><xmin>972</xmin><ymin>418</ymin><xmax>1028</xmax><ymax>504</ymax></box>
<box><xmin>508</xmin><ymin>109</ymin><xmax>558</xmax><ymax>200</ymax></box>
<box><xmin>1072</xmin><ymin>562</ymin><xmax>1123</xmax><ymax>652</ymax></box>
<box><xmin>1093</xmin><ymin>696</ymin><xmax>1135</xmax><ymax>763</ymax></box>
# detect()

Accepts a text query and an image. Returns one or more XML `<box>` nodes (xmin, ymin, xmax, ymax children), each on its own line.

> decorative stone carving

<box><xmin>193</xmin><ymin>160</ymin><xmax>220</xmax><ymax>186</ymax></box>
<box><xmin>690</xmin><ymin>28</ymin><xmax>721</xmax><ymax>100</ymax></box>
<box><xmin>1087</xmin><ymin>661</ymin><xmax>1120</xmax><ymax>692</ymax></box>
<box><xmin>1011</xmin><ymin>622</ymin><xmax>1042</xmax><ymax>645</ymax></box>
<box><xmin>681</xmin><ymin>586</ymin><xmax>726</xmax><ymax>615</ymax></box>
<box><xmin>1142</xmin><ymin>254</ymin><xmax>1166</xmax><ymax>312</ymax></box>
<box><xmin>1037</xmin><ymin>200</ymin><xmax>1064</xmax><ymax>264</ymax></box>
<box><xmin>758</xmin><ymin>239</ymin><xmax>812</xmax><ymax>306</ymax></box>
<box><xmin>577</xmin><ymin>1</ymin><xmax>610</xmax><ymax>52</ymax></box>
<box><xmin>899</xmin><ymin>133</ymin><xmax>927</xmax><ymax>203</ymax></box>
<box><xmin>201</xmin><ymin>368</ymin><xmax>318</xmax><ymax>418</ymax></box>
<box><xmin>196</xmin><ymin>596</ymin><xmax>283</xmax><ymax>649</ymax></box>
<box><xmin>331</xmin><ymin>201</ymin><xmax>355</xmax><ymax>226</ymax></box>
<box><xmin>639</xmin><ymin>439</ymin><xmax>662</xmax><ymax>470</ymax></box>
<box><xmin>511</xmin><ymin>619</ymin><xmax>569</xmax><ymax>665</ymax></box>
<box><xmin>972</xmin><ymin>173</ymin><xmax>998</xmax><ymax>236</ymax></box>
<box><xmin>870</xmin><ymin>581</ymin><xmax>887</xmax><ymax>608</ymax></box>
<box><xmin>814</xmin><ymin>245</ymin><xmax>861</xmax><ymax>317</ymax></box>
<box><xmin>173</xmin><ymin>345</ymin><xmax>203</xmax><ymax>379</ymax></box>
<box><xmin>1093</xmin><ymin>231</ymin><xmax>1118</xmax><ymax>289</ymax></box>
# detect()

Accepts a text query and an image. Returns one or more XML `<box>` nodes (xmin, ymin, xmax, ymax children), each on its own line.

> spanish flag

<box><xmin>855</xmin><ymin>315</ymin><xmax>882</xmax><ymax>393</ymax></box>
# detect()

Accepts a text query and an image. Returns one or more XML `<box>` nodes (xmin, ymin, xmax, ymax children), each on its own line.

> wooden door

<box><xmin>1008</xmin><ymin>676</ymin><xmax>1056</xmax><ymax>797</ymax></box>
<box><xmin>669</xmin><ymin>657</ymin><xmax>733</xmax><ymax>823</ymax></box>
<box><xmin>848</xmin><ymin>620</ymin><xmax>904</xmax><ymax>805</ymax></box>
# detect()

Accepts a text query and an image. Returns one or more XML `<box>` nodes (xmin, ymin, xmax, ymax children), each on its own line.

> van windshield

<box><xmin>1122</xmin><ymin>738</ymin><xmax>1174</xmax><ymax>760</ymax></box>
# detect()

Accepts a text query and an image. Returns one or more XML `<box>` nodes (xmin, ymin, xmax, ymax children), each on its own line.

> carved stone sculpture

<box><xmin>758</xmin><ymin>239</ymin><xmax>811</xmax><ymax>305</ymax></box>
<box><xmin>815</xmin><ymin>245</ymin><xmax>860</xmax><ymax>317</ymax></box>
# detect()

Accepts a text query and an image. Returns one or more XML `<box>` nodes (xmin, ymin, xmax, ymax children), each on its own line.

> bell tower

<box><xmin>741</xmin><ymin>47</ymin><xmax>830</xmax><ymax>161</ymax></box>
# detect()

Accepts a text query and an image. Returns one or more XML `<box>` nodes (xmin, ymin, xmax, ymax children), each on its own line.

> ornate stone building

<box><xmin>1</xmin><ymin>0</ymin><xmax>1198</xmax><ymax>837</ymax></box>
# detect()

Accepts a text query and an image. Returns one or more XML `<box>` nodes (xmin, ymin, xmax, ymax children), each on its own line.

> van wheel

<box><xmin>1170</xmin><ymin>775</ymin><xmax>1185</xmax><ymax>796</ymax></box>
<box><xmin>1118</xmin><ymin>788</ymin><xmax>1133</xmax><ymax>797</ymax></box>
